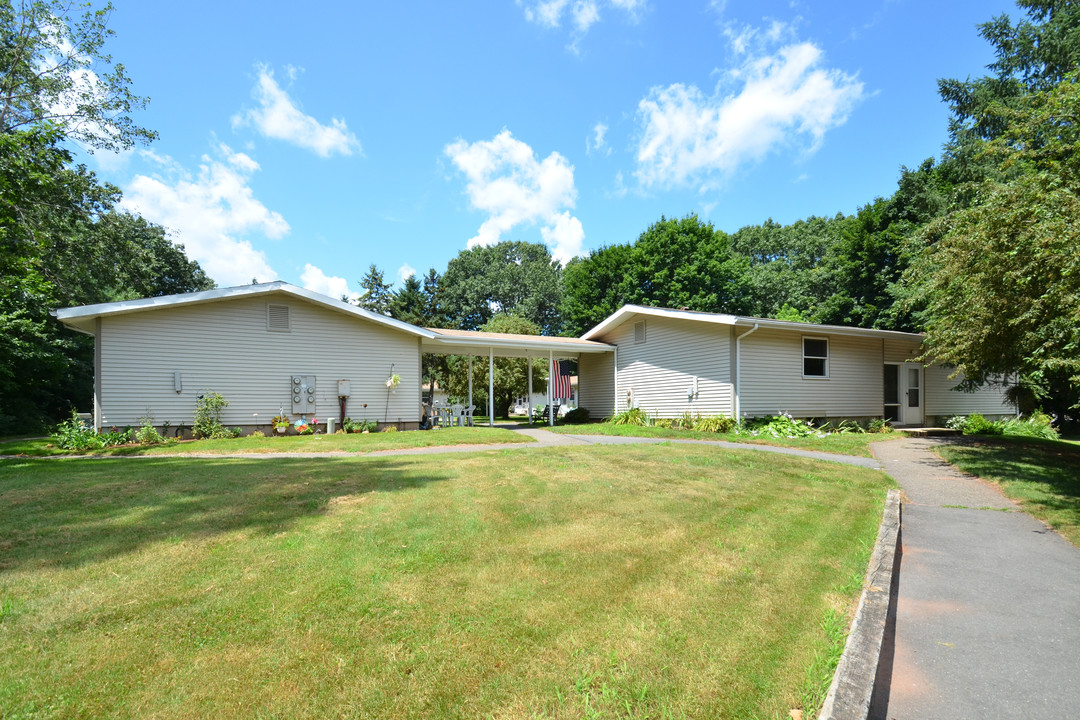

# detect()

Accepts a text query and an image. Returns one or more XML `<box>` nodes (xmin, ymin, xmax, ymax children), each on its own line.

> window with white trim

<box><xmin>803</xmin><ymin>337</ymin><xmax>828</xmax><ymax>377</ymax></box>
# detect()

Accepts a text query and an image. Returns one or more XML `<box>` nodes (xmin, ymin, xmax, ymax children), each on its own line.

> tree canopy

<box><xmin>439</xmin><ymin>241</ymin><xmax>563</xmax><ymax>335</ymax></box>
<box><xmin>907</xmin><ymin>73</ymin><xmax>1080</xmax><ymax>405</ymax></box>
<box><xmin>0</xmin><ymin>0</ymin><xmax>157</xmax><ymax>151</ymax></box>
<box><xmin>0</xmin><ymin>2</ymin><xmax>210</xmax><ymax>432</ymax></box>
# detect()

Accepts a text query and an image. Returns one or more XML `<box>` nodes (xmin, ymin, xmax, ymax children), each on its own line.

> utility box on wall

<box><xmin>291</xmin><ymin>374</ymin><xmax>316</xmax><ymax>415</ymax></box>
<box><xmin>337</xmin><ymin>379</ymin><xmax>351</xmax><ymax>397</ymax></box>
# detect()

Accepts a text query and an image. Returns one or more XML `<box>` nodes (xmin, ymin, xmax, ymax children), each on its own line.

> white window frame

<box><xmin>802</xmin><ymin>336</ymin><xmax>829</xmax><ymax>379</ymax></box>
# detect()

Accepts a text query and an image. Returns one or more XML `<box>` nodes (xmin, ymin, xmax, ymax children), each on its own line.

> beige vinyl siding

<box><xmin>98</xmin><ymin>293</ymin><xmax>421</xmax><ymax>428</ymax></box>
<box><xmin>883</xmin><ymin>338</ymin><xmax>921</xmax><ymax>363</ymax></box>
<box><xmin>740</xmin><ymin>329</ymin><xmax>882</xmax><ymax>418</ymax></box>
<box><xmin>606</xmin><ymin>317</ymin><xmax>733</xmax><ymax>418</ymax></box>
<box><xmin>924</xmin><ymin>366</ymin><xmax>1013</xmax><ymax>418</ymax></box>
<box><xmin>577</xmin><ymin>352</ymin><xmax>615</xmax><ymax>418</ymax></box>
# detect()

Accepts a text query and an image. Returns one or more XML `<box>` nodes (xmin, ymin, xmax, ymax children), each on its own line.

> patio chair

<box><xmin>451</xmin><ymin>404</ymin><xmax>464</xmax><ymax>427</ymax></box>
<box><xmin>464</xmin><ymin>404</ymin><xmax>475</xmax><ymax>427</ymax></box>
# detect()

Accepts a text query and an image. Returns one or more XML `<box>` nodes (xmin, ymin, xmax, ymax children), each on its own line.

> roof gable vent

<box><xmin>267</xmin><ymin>303</ymin><xmax>291</xmax><ymax>332</ymax></box>
<box><xmin>633</xmin><ymin>321</ymin><xmax>646</xmax><ymax>344</ymax></box>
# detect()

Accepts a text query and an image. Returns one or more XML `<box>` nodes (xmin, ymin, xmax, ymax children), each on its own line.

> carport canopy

<box><xmin>421</xmin><ymin>329</ymin><xmax>616</xmax><ymax>427</ymax></box>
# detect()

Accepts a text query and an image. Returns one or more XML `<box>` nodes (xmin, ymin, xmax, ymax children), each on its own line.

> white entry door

<box><xmin>903</xmin><ymin>363</ymin><xmax>924</xmax><ymax>426</ymax></box>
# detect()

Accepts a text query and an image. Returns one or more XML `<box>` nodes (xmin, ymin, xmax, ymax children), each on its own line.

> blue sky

<box><xmin>88</xmin><ymin>0</ymin><xmax>1016</xmax><ymax>297</ymax></box>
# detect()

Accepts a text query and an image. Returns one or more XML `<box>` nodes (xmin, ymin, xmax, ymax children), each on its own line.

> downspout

<box><xmin>613</xmin><ymin>346</ymin><xmax>618</xmax><ymax>414</ymax></box>
<box><xmin>734</xmin><ymin>323</ymin><xmax>760</xmax><ymax>420</ymax></box>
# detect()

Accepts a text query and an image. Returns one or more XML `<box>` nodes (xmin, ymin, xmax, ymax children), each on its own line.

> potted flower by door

<box><xmin>271</xmin><ymin>415</ymin><xmax>290</xmax><ymax>434</ymax></box>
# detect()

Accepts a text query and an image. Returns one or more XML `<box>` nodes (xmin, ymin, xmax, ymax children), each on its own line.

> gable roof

<box><xmin>53</xmin><ymin>281</ymin><xmax>435</xmax><ymax>338</ymax></box>
<box><xmin>580</xmin><ymin>304</ymin><xmax>924</xmax><ymax>342</ymax></box>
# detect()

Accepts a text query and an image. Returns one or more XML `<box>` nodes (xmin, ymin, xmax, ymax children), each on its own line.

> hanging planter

<box><xmin>386</xmin><ymin>373</ymin><xmax>401</xmax><ymax>390</ymax></box>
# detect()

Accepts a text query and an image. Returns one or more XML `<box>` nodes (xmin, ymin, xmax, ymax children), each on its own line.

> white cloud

<box><xmin>121</xmin><ymin>143</ymin><xmax>287</xmax><ymax>285</ymax></box>
<box><xmin>634</xmin><ymin>38</ymin><xmax>863</xmax><ymax>190</ymax></box>
<box><xmin>520</xmin><ymin>0</ymin><xmax>644</xmax><ymax>49</ymax></box>
<box><xmin>587</xmin><ymin>121</ymin><xmax>611</xmax><ymax>156</ymax></box>
<box><xmin>444</xmin><ymin>129</ymin><xmax>584</xmax><ymax>264</ymax></box>
<box><xmin>232</xmin><ymin>64</ymin><xmax>361</xmax><ymax>157</ymax></box>
<box><xmin>301</xmin><ymin>263</ymin><xmax>359</xmax><ymax>302</ymax></box>
<box><xmin>397</xmin><ymin>263</ymin><xmax>416</xmax><ymax>282</ymax></box>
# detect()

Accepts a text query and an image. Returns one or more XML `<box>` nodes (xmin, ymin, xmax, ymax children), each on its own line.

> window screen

<box><xmin>803</xmin><ymin>338</ymin><xmax>828</xmax><ymax>377</ymax></box>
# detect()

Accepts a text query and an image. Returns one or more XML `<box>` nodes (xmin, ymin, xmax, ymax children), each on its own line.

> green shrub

<box><xmin>693</xmin><ymin>415</ymin><xmax>737</xmax><ymax>433</ymax></box>
<box><xmin>135</xmin><ymin>422</ymin><xmax>164</xmax><ymax>445</ymax></box>
<box><xmin>867</xmin><ymin>418</ymin><xmax>894</xmax><ymax>434</ymax></box>
<box><xmin>674</xmin><ymin>411</ymin><xmax>696</xmax><ymax>430</ymax></box>
<box><xmin>998</xmin><ymin>412</ymin><xmax>1059</xmax><ymax>440</ymax></box>
<box><xmin>561</xmin><ymin>407</ymin><xmax>591</xmax><ymax>424</ymax></box>
<box><xmin>739</xmin><ymin>413</ymin><xmax>819</xmax><ymax>439</ymax></box>
<box><xmin>381</xmin><ymin>425</ymin><xmax>398</xmax><ymax>433</ymax></box>
<box><xmin>193</xmin><ymin>392</ymin><xmax>230</xmax><ymax>439</ymax></box>
<box><xmin>609</xmin><ymin>408</ymin><xmax>651</xmax><ymax>426</ymax></box>
<box><xmin>947</xmin><ymin>413</ymin><xmax>1003</xmax><ymax>436</ymax></box>
<box><xmin>653</xmin><ymin>418</ymin><xmax>674</xmax><ymax>429</ymax></box>
<box><xmin>51</xmin><ymin>410</ymin><xmax>103</xmax><ymax>451</ymax></box>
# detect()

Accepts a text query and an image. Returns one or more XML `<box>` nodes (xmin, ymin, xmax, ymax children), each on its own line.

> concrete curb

<box><xmin>818</xmin><ymin>488</ymin><xmax>902</xmax><ymax>720</ymax></box>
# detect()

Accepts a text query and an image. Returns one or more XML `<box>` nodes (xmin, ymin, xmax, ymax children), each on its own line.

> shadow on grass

<box><xmin>937</xmin><ymin>436</ymin><xmax>1080</xmax><ymax>542</ymax></box>
<box><xmin>0</xmin><ymin>455</ymin><xmax>456</xmax><ymax>573</ymax></box>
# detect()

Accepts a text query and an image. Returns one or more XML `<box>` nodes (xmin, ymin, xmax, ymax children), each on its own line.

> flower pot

<box><xmin>275</xmin><ymin>427</ymin><xmax>286</xmax><ymax>434</ymax></box>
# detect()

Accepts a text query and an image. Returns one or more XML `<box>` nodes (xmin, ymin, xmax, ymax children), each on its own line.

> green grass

<box><xmin>0</xmin><ymin>445</ymin><xmax>892</xmax><ymax>719</ymax></box>
<box><xmin>934</xmin><ymin>436</ymin><xmax>1080</xmax><ymax>547</ymax></box>
<box><xmin>550</xmin><ymin>423</ymin><xmax>901</xmax><ymax>457</ymax></box>
<box><xmin>0</xmin><ymin>427</ymin><xmax>531</xmax><ymax>457</ymax></box>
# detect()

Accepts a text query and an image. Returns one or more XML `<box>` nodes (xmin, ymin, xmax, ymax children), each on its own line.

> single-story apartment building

<box><xmin>52</xmin><ymin>282</ymin><xmax>613</xmax><ymax>432</ymax></box>
<box><xmin>576</xmin><ymin>305</ymin><xmax>1013</xmax><ymax>426</ymax></box>
<box><xmin>54</xmin><ymin>284</ymin><xmax>1013</xmax><ymax>432</ymax></box>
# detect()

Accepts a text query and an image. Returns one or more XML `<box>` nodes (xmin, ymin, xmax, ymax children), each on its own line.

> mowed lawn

<box><xmin>0</xmin><ymin>446</ymin><xmax>892</xmax><ymax>719</ymax></box>
<box><xmin>0</xmin><ymin>426</ymin><xmax>531</xmax><ymax>457</ymax></box>
<box><xmin>551</xmin><ymin>423</ymin><xmax>898</xmax><ymax>458</ymax></box>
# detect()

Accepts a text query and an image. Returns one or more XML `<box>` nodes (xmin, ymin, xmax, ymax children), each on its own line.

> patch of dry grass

<box><xmin>0</xmin><ymin>445</ymin><xmax>891</xmax><ymax>718</ymax></box>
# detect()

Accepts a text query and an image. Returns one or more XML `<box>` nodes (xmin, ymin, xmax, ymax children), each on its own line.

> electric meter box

<box><xmin>337</xmin><ymin>379</ymin><xmax>351</xmax><ymax>397</ymax></box>
<box><xmin>291</xmin><ymin>374</ymin><xmax>317</xmax><ymax>415</ymax></box>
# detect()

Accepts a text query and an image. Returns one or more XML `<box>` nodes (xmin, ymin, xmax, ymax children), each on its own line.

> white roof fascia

<box><xmin>731</xmin><ymin>316</ymin><xmax>923</xmax><ymax>341</ymax></box>
<box><xmin>580</xmin><ymin>304</ymin><xmax>737</xmax><ymax>340</ymax></box>
<box><xmin>580</xmin><ymin>304</ymin><xmax>923</xmax><ymax>343</ymax></box>
<box><xmin>424</xmin><ymin>335</ymin><xmax>615</xmax><ymax>355</ymax></box>
<box><xmin>53</xmin><ymin>282</ymin><xmax>435</xmax><ymax>338</ymax></box>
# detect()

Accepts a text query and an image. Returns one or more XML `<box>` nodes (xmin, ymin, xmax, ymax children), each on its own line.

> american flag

<box><xmin>550</xmin><ymin>359</ymin><xmax>572</xmax><ymax>400</ymax></box>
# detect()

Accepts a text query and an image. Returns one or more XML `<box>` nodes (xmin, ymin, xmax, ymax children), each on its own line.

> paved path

<box><xmin>871</xmin><ymin>437</ymin><xmax>1080</xmax><ymax>719</ymax></box>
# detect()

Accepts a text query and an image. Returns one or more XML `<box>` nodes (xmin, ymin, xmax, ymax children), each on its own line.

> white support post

<box><xmin>488</xmin><ymin>348</ymin><xmax>494</xmax><ymax>428</ymax></box>
<box><xmin>468</xmin><ymin>356</ymin><xmax>473</xmax><ymax>413</ymax></box>
<box><xmin>527</xmin><ymin>354</ymin><xmax>533</xmax><ymax>425</ymax></box>
<box><xmin>548</xmin><ymin>350</ymin><xmax>554</xmax><ymax>427</ymax></box>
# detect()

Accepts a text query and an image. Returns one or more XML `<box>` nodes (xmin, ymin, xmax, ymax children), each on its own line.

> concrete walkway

<box><xmin>871</xmin><ymin>437</ymin><xmax>1080</xmax><ymax>719</ymax></box>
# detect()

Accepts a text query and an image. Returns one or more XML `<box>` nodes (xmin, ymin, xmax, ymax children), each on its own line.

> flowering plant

<box><xmin>386</xmin><ymin>373</ymin><xmax>401</xmax><ymax>389</ymax></box>
<box><xmin>271</xmin><ymin>415</ymin><xmax>290</xmax><ymax>429</ymax></box>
